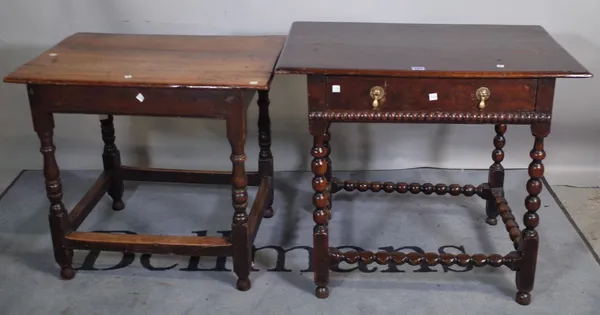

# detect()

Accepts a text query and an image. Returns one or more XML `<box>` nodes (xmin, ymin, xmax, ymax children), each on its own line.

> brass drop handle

<box><xmin>370</xmin><ymin>86</ymin><xmax>385</xmax><ymax>109</ymax></box>
<box><xmin>476</xmin><ymin>87</ymin><xmax>490</xmax><ymax>110</ymax></box>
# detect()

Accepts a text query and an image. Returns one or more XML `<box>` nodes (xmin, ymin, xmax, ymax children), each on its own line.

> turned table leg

<box><xmin>323</xmin><ymin>122</ymin><xmax>332</xmax><ymax>212</ymax></box>
<box><xmin>227</xmin><ymin>113</ymin><xmax>251</xmax><ymax>291</ymax></box>
<box><xmin>486</xmin><ymin>124</ymin><xmax>506</xmax><ymax>226</ymax></box>
<box><xmin>257</xmin><ymin>90</ymin><xmax>274</xmax><ymax>218</ymax></box>
<box><xmin>32</xmin><ymin>110</ymin><xmax>75</xmax><ymax>280</ymax></box>
<box><xmin>100</xmin><ymin>115</ymin><xmax>125</xmax><ymax>210</ymax></box>
<box><xmin>310</xmin><ymin>121</ymin><xmax>330</xmax><ymax>298</ymax></box>
<box><xmin>515</xmin><ymin>123</ymin><xmax>548</xmax><ymax>305</ymax></box>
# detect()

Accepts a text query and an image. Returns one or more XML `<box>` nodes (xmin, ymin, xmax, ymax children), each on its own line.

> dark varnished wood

<box><xmin>4</xmin><ymin>33</ymin><xmax>285</xmax><ymax>89</ymax></box>
<box><xmin>486</xmin><ymin>124</ymin><xmax>507</xmax><ymax>226</ymax></box>
<box><xmin>495</xmin><ymin>195</ymin><xmax>521</xmax><ymax>249</ymax></box>
<box><xmin>120</xmin><ymin>166</ymin><xmax>262</xmax><ymax>187</ymax></box>
<box><xmin>308</xmin><ymin>111</ymin><xmax>551</xmax><ymax>124</ymax></box>
<box><xmin>227</xmin><ymin>108</ymin><xmax>252</xmax><ymax>291</ymax></box>
<box><xmin>331</xmin><ymin>178</ymin><xmax>491</xmax><ymax>198</ymax></box>
<box><xmin>512</xmin><ymin>84</ymin><xmax>554</xmax><ymax>305</ymax></box>
<box><xmin>26</xmin><ymin>84</ymin><xmax>253</xmax><ymax>119</ymax></box>
<box><xmin>326</xmin><ymin>77</ymin><xmax>537</xmax><ymax>112</ymax></box>
<box><xmin>276</xmin><ymin>22</ymin><xmax>592</xmax><ymax>304</ymax></box>
<box><xmin>100</xmin><ymin>115</ymin><xmax>125</xmax><ymax>210</ymax></box>
<box><xmin>5</xmin><ymin>33</ymin><xmax>280</xmax><ymax>290</ymax></box>
<box><xmin>323</xmin><ymin>123</ymin><xmax>333</xmax><ymax>211</ymax></box>
<box><xmin>307</xmin><ymin>75</ymin><xmax>328</xmax><ymax>111</ymax></box>
<box><xmin>257</xmin><ymin>90</ymin><xmax>275</xmax><ymax>218</ymax></box>
<box><xmin>516</xmin><ymin>123</ymin><xmax>548</xmax><ymax>306</ymax></box>
<box><xmin>331</xmin><ymin>249</ymin><xmax>520</xmax><ymax>270</ymax></box>
<box><xmin>30</xmin><ymin>107</ymin><xmax>75</xmax><ymax>280</ymax></box>
<box><xmin>535</xmin><ymin>79</ymin><xmax>556</xmax><ymax>113</ymax></box>
<box><xmin>248</xmin><ymin>177</ymin><xmax>271</xmax><ymax>243</ymax></box>
<box><xmin>276</xmin><ymin>22</ymin><xmax>591</xmax><ymax>78</ymax></box>
<box><xmin>310</xmin><ymin>121</ymin><xmax>330</xmax><ymax>298</ymax></box>
<box><xmin>68</xmin><ymin>172</ymin><xmax>110</xmax><ymax>230</ymax></box>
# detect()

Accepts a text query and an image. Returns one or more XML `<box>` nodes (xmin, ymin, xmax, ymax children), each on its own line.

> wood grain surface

<box><xmin>276</xmin><ymin>22</ymin><xmax>591</xmax><ymax>78</ymax></box>
<box><xmin>4</xmin><ymin>33</ymin><xmax>286</xmax><ymax>89</ymax></box>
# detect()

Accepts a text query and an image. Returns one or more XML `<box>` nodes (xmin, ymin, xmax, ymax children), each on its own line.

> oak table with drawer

<box><xmin>275</xmin><ymin>22</ymin><xmax>591</xmax><ymax>305</ymax></box>
<box><xmin>3</xmin><ymin>33</ymin><xmax>285</xmax><ymax>291</ymax></box>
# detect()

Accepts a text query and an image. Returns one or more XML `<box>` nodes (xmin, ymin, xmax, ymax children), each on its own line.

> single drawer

<box><xmin>325</xmin><ymin>77</ymin><xmax>537</xmax><ymax>112</ymax></box>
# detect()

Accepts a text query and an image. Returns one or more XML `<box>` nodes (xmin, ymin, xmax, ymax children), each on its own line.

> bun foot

<box><xmin>486</xmin><ymin>217</ymin><xmax>498</xmax><ymax>226</ymax></box>
<box><xmin>60</xmin><ymin>266</ymin><xmax>75</xmax><ymax>280</ymax></box>
<box><xmin>112</xmin><ymin>200</ymin><xmax>125</xmax><ymax>211</ymax></box>
<box><xmin>263</xmin><ymin>206</ymin><xmax>274</xmax><ymax>218</ymax></box>
<box><xmin>315</xmin><ymin>286</ymin><xmax>329</xmax><ymax>299</ymax></box>
<box><xmin>515</xmin><ymin>291</ymin><xmax>531</xmax><ymax>305</ymax></box>
<box><xmin>236</xmin><ymin>278</ymin><xmax>251</xmax><ymax>291</ymax></box>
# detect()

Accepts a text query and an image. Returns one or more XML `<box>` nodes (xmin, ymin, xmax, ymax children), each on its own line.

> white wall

<box><xmin>1</xmin><ymin>0</ymin><xmax>599</xmax><ymax>186</ymax></box>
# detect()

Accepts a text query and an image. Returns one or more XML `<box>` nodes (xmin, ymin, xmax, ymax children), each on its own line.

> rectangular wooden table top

<box><xmin>275</xmin><ymin>22</ymin><xmax>591</xmax><ymax>79</ymax></box>
<box><xmin>4</xmin><ymin>33</ymin><xmax>286</xmax><ymax>90</ymax></box>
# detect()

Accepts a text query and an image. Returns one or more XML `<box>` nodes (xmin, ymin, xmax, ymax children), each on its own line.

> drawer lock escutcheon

<box><xmin>476</xmin><ymin>87</ymin><xmax>490</xmax><ymax>110</ymax></box>
<box><xmin>370</xmin><ymin>86</ymin><xmax>385</xmax><ymax>109</ymax></box>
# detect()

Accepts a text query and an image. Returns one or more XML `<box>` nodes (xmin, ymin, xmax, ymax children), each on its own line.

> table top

<box><xmin>275</xmin><ymin>22</ymin><xmax>591</xmax><ymax>79</ymax></box>
<box><xmin>3</xmin><ymin>33</ymin><xmax>286</xmax><ymax>90</ymax></box>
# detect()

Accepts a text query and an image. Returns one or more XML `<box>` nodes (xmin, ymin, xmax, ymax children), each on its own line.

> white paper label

<box><xmin>249</xmin><ymin>81</ymin><xmax>258</xmax><ymax>85</ymax></box>
<box><xmin>124</xmin><ymin>74</ymin><xmax>133</xmax><ymax>79</ymax></box>
<box><xmin>496</xmin><ymin>64</ymin><xmax>505</xmax><ymax>68</ymax></box>
<box><xmin>429</xmin><ymin>93</ymin><xmax>438</xmax><ymax>101</ymax></box>
<box><xmin>332</xmin><ymin>85</ymin><xmax>341</xmax><ymax>93</ymax></box>
<box><xmin>411</xmin><ymin>66</ymin><xmax>426</xmax><ymax>71</ymax></box>
<box><xmin>136</xmin><ymin>93</ymin><xmax>145</xmax><ymax>103</ymax></box>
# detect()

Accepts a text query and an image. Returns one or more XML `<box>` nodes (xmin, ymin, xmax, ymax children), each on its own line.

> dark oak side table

<box><xmin>275</xmin><ymin>22</ymin><xmax>592</xmax><ymax>304</ymax></box>
<box><xmin>3</xmin><ymin>33</ymin><xmax>285</xmax><ymax>291</ymax></box>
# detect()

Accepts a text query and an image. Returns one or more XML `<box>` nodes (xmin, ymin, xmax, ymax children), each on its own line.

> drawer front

<box><xmin>325</xmin><ymin>77</ymin><xmax>537</xmax><ymax>112</ymax></box>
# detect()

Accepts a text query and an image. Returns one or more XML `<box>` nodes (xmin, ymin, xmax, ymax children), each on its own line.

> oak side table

<box><xmin>275</xmin><ymin>22</ymin><xmax>592</xmax><ymax>305</ymax></box>
<box><xmin>3</xmin><ymin>33</ymin><xmax>285</xmax><ymax>291</ymax></box>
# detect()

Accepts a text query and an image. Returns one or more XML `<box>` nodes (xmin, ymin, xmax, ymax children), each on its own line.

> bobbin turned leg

<box><xmin>257</xmin><ymin>90</ymin><xmax>274</xmax><ymax>218</ymax></box>
<box><xmin>227</xmin><ymin>112</ymin><xmax>251</xmax><ymax>291</ymax></box>
<box><xmin>323</xmin><ymin>122</ymin><xmax>333</xmax><ymax>211</ymax></box>
<box><xmin>515</xmin><ymin>123</ymin><xmax>548</xmax><ymax>305</ymax></box>
<box><xmin>486</xmin><ymin>124</ymin><xmax>506</xmax><ymax>226</ymax></box>
<box><xmin>100</xmin><ymin>115</ymin><xmax>125</xmax><ymax>210</ymax></box>
<box><xmin>32</xmin><ymin>110</ymin><xmax>74</xmax><ymax>280</ymax></box>
<box><xmin>310</xmin><ymin>121</ymin><xmax>330</xmax><ymax>298</ymax></box>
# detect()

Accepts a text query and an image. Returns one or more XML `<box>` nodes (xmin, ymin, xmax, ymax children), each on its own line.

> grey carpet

<box><xmin>0</xmin><ymin>169</ymin><xmax>598</xmax><ymax>315</ymax></box>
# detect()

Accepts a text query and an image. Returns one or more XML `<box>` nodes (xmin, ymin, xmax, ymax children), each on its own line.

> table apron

<box><xmin>27</xmin><ymin>84</ymin><xmax>253</xmax><ymax>119</ymax></box>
